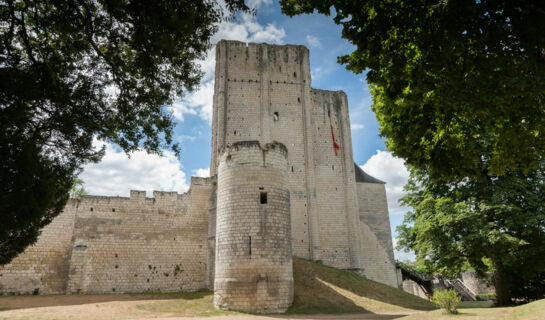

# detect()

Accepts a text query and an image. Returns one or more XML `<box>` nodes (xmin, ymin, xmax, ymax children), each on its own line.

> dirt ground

<box><xmin>0</xmin><ymin>294</ymin><xmax>412</xmax><ymax>320</ymax></box>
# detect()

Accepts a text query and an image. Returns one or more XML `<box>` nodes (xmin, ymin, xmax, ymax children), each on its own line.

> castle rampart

<box><xmin>0</xmin><ymin>177</ymin><xmax>214</xmax><ymax>295</ymax></box>
<box><xmin>1</xmin><ymin>41</ymin><xmax>398</xmax><ymax>309</ymax></box>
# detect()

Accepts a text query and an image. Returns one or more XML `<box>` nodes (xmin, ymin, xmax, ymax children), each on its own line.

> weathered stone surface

<box><xmin>209</xmin><ymin>40</ymin><xmax>397</xmax><ymax>286</ymax></box>
<box><xmin>214</xmin><ymin>142</ymin><xmax>293</xmax><ymax>313</ymax></box>
<box><xmin>0</xmin><ymin>178</ymin><xmax>213</xmax><ymax>295</ymax></box>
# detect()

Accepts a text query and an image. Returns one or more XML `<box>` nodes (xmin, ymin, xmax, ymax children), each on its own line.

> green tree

<box><xmin>280</xmin><ymin>0</ymin><xmax>545</xmax><ymax>179</ymax></box>
<box><xmin>69</xmin><ymin>178</ymin><xmax>87</xmax><ymax>198</ymax></box>
<box><xmin>397</xmin><ymin>161</ymin><xmax>545</xmax><ymax>306</ymax></box>
<box><xmin>0</xmin><ymin>0</ymin><xmax>249</xmax><ymax>265</ymax></box>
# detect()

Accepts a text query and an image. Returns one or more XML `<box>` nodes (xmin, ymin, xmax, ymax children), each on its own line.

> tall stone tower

<box><xmin>209</xmin><ymin>40</ymin><xmax>398</xmax><ymax>289</ymax></box>
<box><xmin>214</xmin><ymin>141</ymin><xmax>293</xmax><ymax>312</ymax></box>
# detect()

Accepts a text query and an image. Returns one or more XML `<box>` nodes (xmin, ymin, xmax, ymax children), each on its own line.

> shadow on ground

<box><xmin>0</xmin><ymin>290</ymin><xmax>211</xmax><ymax>311</ymax></box>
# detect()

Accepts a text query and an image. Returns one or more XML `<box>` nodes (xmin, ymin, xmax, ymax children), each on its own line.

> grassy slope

<box><xmin>401</xmin><ymin>299</ymin><xmax>545</xmax><ymax>320</ymax></box>
<box><xmin>137</xmin><ymin>258</ymin><xmax>435</xmax><ymax>316</ymax></box>
<box><xmin>287</xmin><ymin>257</ymin><xmax>435</xmax><ymax>314</ymax></box>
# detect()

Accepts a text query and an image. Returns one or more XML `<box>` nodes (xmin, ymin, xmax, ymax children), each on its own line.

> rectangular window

<box><xmin>273</xmin><ymin>112</ymin><xmax>279</xmax><ymax>121</ymax></box>
<box><xmin>260</xmin><ymin>192</ymin><xmax>267</xmax><ymax>204</ymax></box>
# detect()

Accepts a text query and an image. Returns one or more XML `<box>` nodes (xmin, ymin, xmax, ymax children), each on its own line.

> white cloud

<box><xmin>305</xmin><ymin>35</ymin><xmax>322</xmax><ymax>48</ymax></box>
<box><xmin>192</xmin><ymin>168</ymin><xmax>210</xmax><ymax>178</ymax></box>
<box><xmin>170</xmin><ymin>101</ymin><xmax>197</xmax><ymax>122</ymax></box>
<box><xmin>351</xmin><ymin>123</ymin><xmax>364</xmax><ymax>131</ymax></box>
<box><xmin>80</xmin><ymin>140</ymin><xmax>189</xmax><ymax>197</ymax></box>
<box><xmin>246</xmin><ymin>0</ymin><xmax>272</xmax><ymax>8</ymax></box>
<box><xmin>171</xmin><ymin>12</ymin><xmax>286</xmax><ymax>125</ymax></box>
<box><xmin>176</xmin><ymin>134</ymin><xmax>198</xmax><ymax>143</ymax></box>
<box><xmin>361</xmin><ymin>150</ymin><xmax>410</xmax><ymax>215</ymax></box>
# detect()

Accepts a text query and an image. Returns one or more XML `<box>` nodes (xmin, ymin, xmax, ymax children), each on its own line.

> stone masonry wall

<box><xmin>0</xmin><ymin>205</ymin><xmax>77</xmax><ymax>295</ymax></box>
<box><xmin>211</xmin><ymin>41</ymin><xmax>314</xmax><ymax>259</ymax></box>
<box><xmin>214</xmin><ymin>141</ymin><xmax>293</xmax><ymax>313</ymax></box>
<box><xmin>2</xmin><ymin>41</ymin><xmax>400</xmax><ymax>298</ymax></box>
<box><xmin>210</xmin><ymin>41</ymin><xmax>397</xmax><ymax>287</ymax></box>
<box><xmin>357</xmin><ymin>182</ymin><xmax>398</xmax><ymax>287</ymax></box>
<box><xmin>0</xmin><ymin>178</ymin><xmax>213</xmax><ymax>295</ymax></box>
<box><xmin>310</xmin><ymin>89</ymin><xmax>362</xmax><ymax>270</ymax></box>
<box><xmin>459</xmin><ymin>271</ymin><xmax>495</xmax><ymax>295</ymax></box>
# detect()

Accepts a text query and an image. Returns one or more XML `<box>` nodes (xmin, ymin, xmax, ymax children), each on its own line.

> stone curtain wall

<box><xmin>0</xmin><ymin>206</ymin><xmax>77</xmax><ymax>295</ymax></box>
<box><xmin>356</xmin><ymin>182</ymin><xmax>398</xmax><ymax>287</ymax></box>
<box><xmin>0</xmin><ymin>178</ymin><xmax>213</xmax><ymax>295</ymax></box>
<box><xmin>214</xmin><ymin>142</ymin><xmax>293</xmax><ymax>313</ymax></box>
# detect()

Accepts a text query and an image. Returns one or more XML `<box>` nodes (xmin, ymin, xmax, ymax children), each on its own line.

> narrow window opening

<box><xmin>260</xmin><ymin>192</ymin><xmax>267</xmax><ymax>204</ymax></box>
<box><xmin>297</xmin><ymin>97</ymin><xmax>300</xmax><ymax>103</ymax></box>
<box><xmin>291</xmin><ymin>166</ymin><xmax>294</xmax><ymax>172</ymax></box>
<box><xmin>332</xmin><ymin>165</ymin><xmax>334</xmax><ymax>171</ymax></box>
<box><xmin>273</xmin><ymin>112</ymin><xmax>279</xmax><ymax>121</ymax></box>
<box><xmin>90</xmin><ymin>207</ymin><xmax>93</xmax><ymax>212</ymax></box>
<box><xmin>234</xmin><ymin>130</ymin><xmax>236</xmax><ymax>135</ymax></box>
<box><xmin>249</xmin><ymin>236</ymin><xmax>252</xmax><ymax>256</ymax></box>
<box><xmin>328</xmin><ymin>109</ymin><xmax>331</xmax><ymax>117</ymax></box>
<box><xmin>112</xmin><ymin>208</ymin><xmax>115</xmax><ymax>212</ymax></box>
<box><xmin>294</xmin><ymin>72</ymin><xmax>297</xmax><ymax>78</ymax></box>
<box><xmin>279</xmin><ymin>66</ymin><xmax>281</xmax><ymax>72</ymax></box>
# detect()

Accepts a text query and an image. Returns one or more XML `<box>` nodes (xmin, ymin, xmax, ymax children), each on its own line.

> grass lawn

<box><xmin>400</xmin><ymin>299</ymin><xmax>545</xmax><ymax>320</ymax></box>
<box><xmin>1</xmin><ymin>258</ymin><xmax>542</xmax><ymax>319</ymax></box>
<box><xmin>138</xmin><ymin>258</ymin><xmax>435</xmax><ymax>317</ymax></box>
<box><xmin>134</xmin><ymin>290</ymin><xmax>233</xmax><ymax>317</ymax></box>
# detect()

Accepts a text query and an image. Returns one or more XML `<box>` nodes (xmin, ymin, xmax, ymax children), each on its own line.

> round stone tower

<box><xmin>214</xmin><ymin>141</ymin><xmax>293</xmax><ymax>313</ymax></box>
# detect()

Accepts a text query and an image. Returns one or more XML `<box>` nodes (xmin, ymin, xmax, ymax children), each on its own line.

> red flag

<box><xmin>329</xmin><ymin>113</ymin><xmax>340</xmax><ymax>156</ymax></box>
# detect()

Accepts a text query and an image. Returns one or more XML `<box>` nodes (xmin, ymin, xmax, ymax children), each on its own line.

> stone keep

<box><xmin>208</xmin><ymin>40</ymin><xmax>397</xmax><ymax>287</ymax></box>
<box><xmin>0</xmin><ymin>41</ymin><xmax>398</xmax><ymax>313</ymax></box>
<box><xmin>214</xmin><ymin>141</ymin><xmax>293</xmax><ymax>312</ymax></box>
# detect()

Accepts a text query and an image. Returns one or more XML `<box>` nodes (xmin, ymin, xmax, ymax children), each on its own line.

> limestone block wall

<box><xmin>402</xmin><ymin>279</ymin><xmax>429</xmax><ymax>299</ymax></box>
<box><xmin>459</xmin><ymin>271</ymin><xmax>495</xmax><ymax>295</ymax></box>
<box><xmin>0</xmin><ymin>203</ymin><xmax>77</xmax><ymax>295</ymax></box>
<box><xmin>1</xmin><ymin>178</ymin><xmax>213</xmax><ymax>295</ymax></box>
<box><xmin>67</xmin><ymin>179</ymin><xmax>212</xmax><ymax>294</ymax></box>
<box><xmin>214</xmin><ymin>141</ymin><xmax>293</xmax><ymax>313</ymax></box>
<box><xmin>356</xmin><ymin>182</ymin><xmax>398</xmax><ymax>287</ymax></box>
<box><xmin>211</xmin><ymin>41</ymin><xmax>314</xmax><ymax>259</ymax></box>
<box><xmin>310</xmin><ymin>89</ymin><xmax>362</xmax><ymax>270</ymax></box>
<box><xmin>205</xmin><ymin>180</ymin><xmax>217</xmax><ymax>290</ymax></box>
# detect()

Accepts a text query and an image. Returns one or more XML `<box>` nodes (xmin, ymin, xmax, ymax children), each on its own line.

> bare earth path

<box><xmin>0</xmin><ymin>294</ymin><xmax>414</xmax><ymax>320</ymax></box>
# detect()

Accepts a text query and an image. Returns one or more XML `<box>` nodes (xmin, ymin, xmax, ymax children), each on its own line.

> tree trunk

<box><xmin>494</xmin><ymin>262</ymin><xmax>512</xmax><ymax>306</ymax></box>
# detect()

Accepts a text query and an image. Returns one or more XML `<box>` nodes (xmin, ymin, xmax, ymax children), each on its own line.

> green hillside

<box><xmin>289</xmin><ymin>257</ymin><xmax>436</xmax><ymax>314</ymax></box>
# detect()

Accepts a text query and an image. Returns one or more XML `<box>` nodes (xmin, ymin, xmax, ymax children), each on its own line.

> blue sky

<box><xmin>80</xmin><ymin>0</ymin><xmax>414</xmax><ymax>261</ymax></box>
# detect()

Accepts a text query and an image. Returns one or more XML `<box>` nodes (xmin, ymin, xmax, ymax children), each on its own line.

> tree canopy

<box><xmin>0</xmin><ymin>0</ymin><xmax>248</xmax><ymax>265</ymax></box>
<box><xmin>280</xmin><ymin>0</ymin><xmax>545</xmax><ymax>179</ymax></box>
<box><xmin>397</xmin><ymin>161</ymin><xmax>545</xmax><ymax>305</ymax></box>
